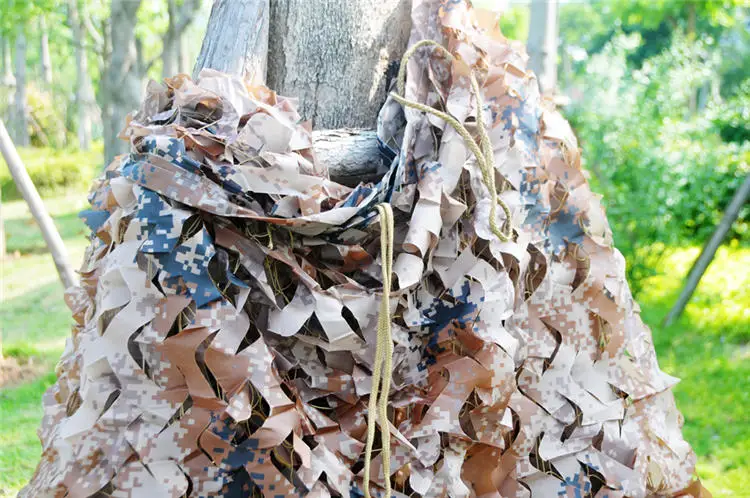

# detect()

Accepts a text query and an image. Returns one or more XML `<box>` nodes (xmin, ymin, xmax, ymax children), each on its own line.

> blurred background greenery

<box><xmin>0</xmin><ymin>0</ymin><xmax>749</xmax><ymax>497</ymax></box>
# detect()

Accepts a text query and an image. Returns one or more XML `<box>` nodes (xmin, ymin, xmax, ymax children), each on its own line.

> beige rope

<box><xmin>364</xmin><ymin>203</ymin><xmax>394</xmax><ymax>498</ymax></box>
<box><xmin>391</xmin><ymin>39</ymin><xmax>513</xmax><ymax>242</ymax></box>
<box><xmin>362</xmin><ymin>40</ymin><xmax>515</xmax><ymax>498</ymax></box>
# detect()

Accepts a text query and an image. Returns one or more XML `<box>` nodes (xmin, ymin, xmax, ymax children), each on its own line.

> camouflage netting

<box><xmin>22</xmin><ymin>1</ymin><xmax>706</xmax><ymax>497</ymax></box>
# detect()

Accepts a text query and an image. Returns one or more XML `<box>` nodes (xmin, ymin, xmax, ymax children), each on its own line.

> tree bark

<box><xmin>69</xmin><ymin>0</ymin><xmax>96</xmax><ymax>150</ymax></box>
<box><xmin>13</xmin><ymin>33</ymin><xmax>29</xmax><ymax>146</ymax></box>
<box><xmin>101</xmin><ymin>0</ymin><xmax>143</xmax><ymax>165</ymax></box>
<box><xmin>40</xmin><ymin>17</ymin><xmax>53</xmax><ymax>86</ymax></box>
<box><xmin>193</xmin><ymin>0</ymin><xmax>270</xmax><ymax>84</ymax></box>
<box><xmin>267</xmin><ymin>0</ymin><xmax>411</xmax><ymax>129</ymax></box>
<box><xmin>0</xmin><ymin>120</ymin><xmax>76</xmax><ymax>289</ymax></box>
<box><xmin>194</xmin><ymin>0</ymin><xmax>411</xmax><ymax>182</ymax></box>
<box><xmin>527</xmin><ymin>0</ymin><xmax>559</xmax><ymax>94</ymax></box>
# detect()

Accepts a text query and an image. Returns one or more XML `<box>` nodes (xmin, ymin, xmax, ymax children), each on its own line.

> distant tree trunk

<box><xmin>100</xmin><ymin>0</ymin><xmax>143</xmax><ymax>165</ymax></box>
<box><xmin>13</xmin><ymin>33</ymin><xmax>29</xmax><ymax>147</ymax></box>
<box><xmin>527</xmin><ymin>0</ymin><xmax>559</xmax><ymax>94</ymax></box>
<box><xmin>40</xmin><ymin>17</ymin><xmax>53</xmax><ymax>86</ymax></box>
<box><xmin>179</xmin><ymin>33</ymin><xmax>191</xmax><ymax>73</ymax></box>
<box><xmin>0</xmin><ymin>179</ymin><xmax>5</xmax><ymax>258</ymax></box>
<box><xmin>163</xmin><ymin>0</ymin><xmax>202</xmax><ymax>78</ymax></box>
<box><xmin>1</xmin><ymin>36</ymin><xmax>15</xmax><ymax>88</ymax></box>
<box><xmin>69</xmin><ymin>0</ymin><xmax>95</xmax><ymax>150</ymax></box>
<box><xmin>1</xmin><ymin>37</ymin><xmax>13</xmax><ymax>87</ymax></box>
<box><xmin>163</xmin><ymin>0</ymin><xmax>180</xmax><ymax>77</ymax></box>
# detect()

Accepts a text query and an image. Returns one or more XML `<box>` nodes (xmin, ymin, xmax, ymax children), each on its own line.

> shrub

<box><xmin>567</xmin><ymin>33</ymin><xmax>750</xmax><ymax>294</ymax></box>
<box><xmin>0</xmin><ymin>142</ymin><xmax>102</xmax><ymax>201</ymax></box>
<box><xmin>711</xmin><ymin>81</ymin><xmax>750</xmax><ymax>144</ymax></box>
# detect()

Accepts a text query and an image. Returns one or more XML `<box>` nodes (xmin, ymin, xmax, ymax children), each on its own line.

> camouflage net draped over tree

<box><xmin>23</xmin><ymin>1</ymin><xmax>705</xmax><ymax>497</ymax></box>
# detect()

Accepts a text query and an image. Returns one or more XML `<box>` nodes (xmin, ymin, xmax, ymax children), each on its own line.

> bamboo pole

<box><xmin>0</xmin><ymin>120</ymin><xmax>76</xmax><ymax>289</ymax></box>
<box><xmin>663</xmin><ymin>173</ymin><xmax>750</xmax><ymax>326</ymax></box>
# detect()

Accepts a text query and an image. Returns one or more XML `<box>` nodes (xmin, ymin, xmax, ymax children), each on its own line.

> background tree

<box><xmin>100</xmin><ymin>0</ymin><xmax>142</xmax><ymax>163</ymax></box>
<box><xmin>527</xmin><ymin>0</ymin><xmax>559</xmax><ymax>94</ymax></box>
<box><xmin>67</xmin><ymin>0</ymin><xmax>97</xmax><ymax>150</ymax></box>
<box><xmin>162</xmin><ymin>0</ymin><xmax>202</xmax><ymax>77</ymax></box>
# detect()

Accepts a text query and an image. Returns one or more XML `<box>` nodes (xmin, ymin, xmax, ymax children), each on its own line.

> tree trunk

<box><xmin>267</xmin><ymin>0</ymin><xmax>412</xmax><ymax>129</ymax></box>
<box><xmin>40</xmin><ymin>17</ymin><xmax>53</xmax><ymax>86</ymax></box>
<box><xmin>163</xmin><ymin>0</ymin><xmax>180</xmax><ymax>77</ymax></box>
<box><xmin>0</xmin><ymin>120</ymin><xmax>76</xmax><ymax>289</ymax></box>
<box><xmin>193</xmin><ymin>0</ymin><xmax>270</xmax><ymax>84</ymax></box>
<box><xmin>13</xmin><ymin>33</ymin><xmax>29</xmax><ymax>147</ymax></box>
<box><xmin>1</xmin><ymin>36</ymin><xmax>15</xmax><ymax>88</ymax></box>
<box><xmin>0</xmin><ymin>176</ymin><xmax>5</xmax><ymax>258</ymax></box>
<box><xmin>194</xmin><ymin>0</ymin><xmax>412</xmax><ymax>182</ymax></box>
<box><xmin>179</xmin><ymin>33</ymin><xmax>191</xmax><ymax>74</ymax></box>
<box><xmin>527</xmin><ymin>0</ymin><xmax>558</xmax><ymax>94</ymax></box>
<box><xmin>101</xmin><ymin>0</ymin><xmax>143</xmax><ymax>165</ymax></box>
<box><xmin>69</xmin><ymin>0</ymin><xmax>95</xmax><ymax>150</ymax></box>
<box><xmin>163</xmin><ymin>0</ymin><xmax>202</xmax><ymax>78</ymax></box>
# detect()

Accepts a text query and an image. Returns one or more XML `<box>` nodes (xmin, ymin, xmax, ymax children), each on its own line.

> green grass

<box><xmin>637</xmin><ymin>242</ymin><xmax>750</xmax><ymax>496</ymax></box>
<box><xmin>0</xmin><ymin>372</ymin><xmax>58</xmax><ymax>497</ymax></box>
<box><xmin>0</xmin><ymin>192</ymin><xmax>748</xmax><ymax>496</ymax></box>
<box><xmin>1</xmin><ymin>193</ymin><xmax>89</xmax><ymax>356</ymax></box>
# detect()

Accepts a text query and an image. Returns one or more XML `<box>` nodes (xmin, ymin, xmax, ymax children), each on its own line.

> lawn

<box><xmin>0</xmin><ymin>192</ymin><xmax>748</xmax><ymax>497</ymax></box>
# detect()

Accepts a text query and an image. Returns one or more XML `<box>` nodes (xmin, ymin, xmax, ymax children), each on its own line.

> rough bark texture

<box><xmin>69</xmin><ymin>0</ymin><xmax>96</xmax><ymax>150</ymax></box>
<box><xmin>194</xmin><ymin>0</ymin><xmax>410</xmax><ymax>181</ymax></box>
<box><xmin>101</xmin><ymin>0</ymin><xmax>142</xmax><ymax>165</ymax></box>
<box><xmin>13</xmin><ymin>33</ymin><xmax>29</xmax><ymax>146</ymax></box>
<box><xmin>267</xmin><ymin>0</ymin><xmax>411</xmax><ymax>129</ymax></box>
<box><xmin>527</xmin><ymin>0</ymin><xmax>558</xmax><ymax>94</ymax></box>
<box><xmin>312</xmin><ymin>129</ymin><xmax>389</xmax><ymax>186</ymax></box>
<box><xmin>193</xmin><ymin>0</ymin><xmax>269</xmax><ymax>84</ymax></box>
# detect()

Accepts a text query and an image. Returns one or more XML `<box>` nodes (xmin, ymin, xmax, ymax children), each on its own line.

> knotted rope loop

<box><xmin>391</xmin><ymin>39</ymin><xmax>513</xmax><ymax>242</ymax></box>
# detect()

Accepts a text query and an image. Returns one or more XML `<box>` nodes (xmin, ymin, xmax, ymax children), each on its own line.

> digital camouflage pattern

<box><xmin>22</xmin><ymin>0</ymin><xmax>705</xmax><ymax>496</ymax></box>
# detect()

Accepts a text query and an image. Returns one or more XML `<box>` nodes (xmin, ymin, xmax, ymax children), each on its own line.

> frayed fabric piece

<box><xmin>22</xmin><ymin>1</ymin><xmax>705</xmax><ymax>497</ymax></box>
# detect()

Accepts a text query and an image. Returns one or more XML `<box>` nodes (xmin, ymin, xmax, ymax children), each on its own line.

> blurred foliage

<box><xmin>711</xmin><ymin>80</ymin><xmax>750</xmax><ymax>143</ymax></box>
<box><xmin>26</xmin><ymin>84</ymin><xmax>70</xmax><ymax>148</ymax></box>
<box><xmin>567</xmin><ymin>32</ymin><xmax>750</xmax><ymax>293</ymax></box>
<box><xmin>497</xmin><ymin>4</ymin><xmax>530</xmax><ymax>44</ymax></box>
<box><xmin>0</xmin><ymin>142</ymin><xmax>101</xmax><ymax>200</ymax></box>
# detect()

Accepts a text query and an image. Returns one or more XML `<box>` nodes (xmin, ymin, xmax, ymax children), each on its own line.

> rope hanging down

<box><xmin>364</xmin><ymin>203</ymin><xmax>395</xmax><ymax>498</ymax></box>
<box><xmin>362</xmin><ymin>39</ymin><xmax>515</xmax><ymax>498</ymax></box>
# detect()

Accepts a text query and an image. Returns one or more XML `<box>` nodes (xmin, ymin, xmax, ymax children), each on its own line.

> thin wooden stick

<box><xmin>0</xmin><ymin>120</ymin><xmax>76</xmax><ymax>289</ymax></box>
<box><xmin>663</xmin><ymin>173</ymin><xmax>750</xmax><ymax>326</ymax></box>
